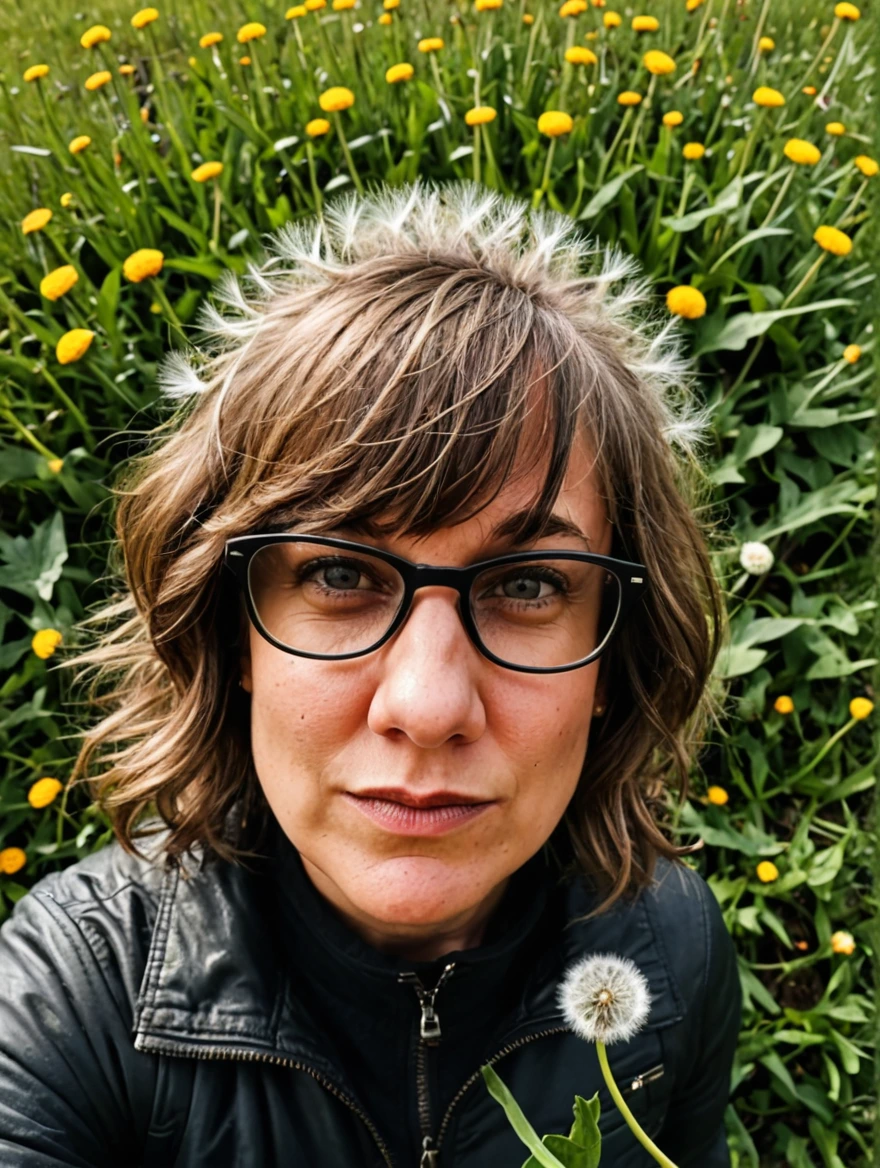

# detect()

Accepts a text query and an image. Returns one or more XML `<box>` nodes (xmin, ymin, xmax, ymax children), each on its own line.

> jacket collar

<box><xmin>132</xmin><ymin>821</ymin><xmax>685</xmax><ymax>1075</ymax></box>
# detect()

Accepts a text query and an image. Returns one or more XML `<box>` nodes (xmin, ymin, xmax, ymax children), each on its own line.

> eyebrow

<box><xmin>324</xmin><ymin>511</ymin><xmax>593</xmax><ymax>552</ymax></box>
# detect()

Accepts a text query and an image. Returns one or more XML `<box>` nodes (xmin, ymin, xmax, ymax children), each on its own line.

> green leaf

<box><xmin>661</xmin><ymin>176</ymin><xmax>742</xmax><ymax>232</ymax></box>
<box><xmin>713</xmin><ymin>643</ymin><xmax>768</xmax><ymax>679</ymax></box>
<box><xmin>482</xmin><ymin>1065</ymin><xmax>567</xmax><ymax>1168</ymax></box>
<box><xmin>578</xmin><ymin>166</ymin><xmax>644</xmax><ymax>221</ymax></box>
<box><xmin>155</xmin><ymin>204</ymin><xmax>209</xmax><ymax>250</ymax></box>
<box><xmin>695</xmin><ymin>299</ymin><xmax>857</xmax><ymax>354</ymax></box>
<box><xmin>0</xmin><ymin>510</ymin><xmax>68</xmax><ymax>602</ymax></box>
<box><xmin>733</xmin><ymin>423</ymin><xmax>784</xmax><ymax>461</ymax></box>
<box><xmin>96</xmin><ymin>267</ymin><xmax>121</xmax><ymax>340</ymax></box>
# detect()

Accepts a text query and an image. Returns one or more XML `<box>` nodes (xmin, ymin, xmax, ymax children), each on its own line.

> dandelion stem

<box><xmin>473</xmin><ymin>125</ymin><xmax>482</xmax><ymax>185</ymax></box>
<box><xmin>759</xmin><ymin>165</ymin><xmax>795</xmax><ymax>228</ymax></box>
<box><xmin>332</xmin><ymin>110</ymin><xmax>365</xmax><ymax>194</ymax></box>
<box><xmin>836</xmin><ymin>178</ymin><xmax>868</xmax><ymax>227</ymax></box>
<box><xmin>596</xmin><ymin>1043</ymin><xmax>679</xmax><ymax>1168</ymax></box>
<box><xmin>624</xmin><ymin>75</ymin><xmax>656</xmax><ymax>167</ymax></box>
<box><xmin>787</xmin><ymin>718</ymin><xmax>860</xmax><ymax>784</ymax></box>
<box><xmin>522</xmin><ymin>7</ymin><xmax>541</xmax><ymax>93</ymax></box>
<box><xmin>149</xmin><ymin>281</ymin><xmax>189</xmax><ymax>347</ymax></box>
<box><xmin>0</xmin><ymin>406</ymin><xmax>61</xmax><ymax>460</ymax></box>
<box><xmin>781</xmin><ymin>251</ymin><xmax>826</xmax><ymax>309</ymax></box>
<box><xmin>596</xmin><ymin>109</ymin><xmax>632</xmax><ymax>188</ymax></box>
<box><xmin>533</xmin><ymin>138</ymin><xmax>557</xmax><ymax>209</ymax></box>
<box><xmin>747</xmin><ymin>0</ymin><xmax>772</xmax><ymax>75</ymax></box>
<box><xmin>211</xmin><ymin>180</ymin><xmax>223</xmax><ymax>252</ymax></box>
<box><xmin>736</xmin><ymin>108</ymin><xmax>766</xmax><ymax>178</ymax></box>
<box><xmin>306</xmin><ymin>141</ymin><xmax>323</xmax><ymax>215</ymax></box>
<box><xmin>38</xmin><ymin>370</ymin><xmax>92</xmax><ymax>435</ymax></box>
<box><xmin>797</xmin><ymin>16</ymin><xmax>839</xmax><ymax>91</ymax></box>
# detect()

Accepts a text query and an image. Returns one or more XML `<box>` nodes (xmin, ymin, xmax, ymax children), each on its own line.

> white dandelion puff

<box><xmin>739</xmin><ymin>540</ymin><xmax>774</xmax><ymax>575</ymax></box>
<box><xmin>557</xmin><ymin>952</ymin><xmax>653</xmax><ymax>1045</ymax></box>
<box><xmin>155</xmin><ymin>350</ymin><xmax>208</xmax><ymax>401</ymax></box>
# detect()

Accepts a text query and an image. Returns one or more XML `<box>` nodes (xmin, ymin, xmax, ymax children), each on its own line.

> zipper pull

<box><xmin>398</xmin><ymin>963</ymin><xmax>457</xmax><ymax>1044</ymax></box>
<box><xmin>420</xmin><ymin>1135</ymin><xmax>439</xmax><ymax>1167</ymax></box>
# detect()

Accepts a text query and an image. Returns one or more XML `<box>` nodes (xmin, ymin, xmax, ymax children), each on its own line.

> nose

<box><xmin>366</xmin><ymin>587</ymin><xmax>487</xmax><ymax>748</ymax></box>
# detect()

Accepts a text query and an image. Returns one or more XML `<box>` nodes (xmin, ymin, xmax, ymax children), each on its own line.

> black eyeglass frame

<box><xmin>223</xmin><ymin>533</ymin><xmax>649</xmax><ymax>675</ymax></box>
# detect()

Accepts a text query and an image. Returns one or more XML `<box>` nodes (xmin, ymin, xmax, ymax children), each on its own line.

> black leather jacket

<box><xmin>0</xmin><ymin>819</ymin><xmax>741</xmax><ymax>1168</ymax></box>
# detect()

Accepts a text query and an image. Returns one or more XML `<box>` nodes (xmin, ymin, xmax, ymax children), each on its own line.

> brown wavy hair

<box><xmin>58</xmin><ymin>178</ymin><xmax>732</xmax><ymax>917</ymax></box>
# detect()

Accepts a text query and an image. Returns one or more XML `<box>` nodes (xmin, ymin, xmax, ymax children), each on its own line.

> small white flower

<box><xmin>556</xmin><ymin>953</ymin><xmax>653</xmax><ymax>1045</ymax></box>
<box><xmin>739</xmin><ymin>540</ymin><xmax>774</xmax><ymax>575</ymax></box>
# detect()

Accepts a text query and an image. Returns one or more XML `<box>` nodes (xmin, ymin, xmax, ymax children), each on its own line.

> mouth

<box><xmin>342</xmin><ymin>793</ymin><xmax>496</xmax><ymax>837</ymax></box>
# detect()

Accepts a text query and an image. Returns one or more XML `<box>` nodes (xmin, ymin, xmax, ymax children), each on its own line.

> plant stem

<box><xmin>759</xmin><ymin>165</ymin><xmax>795</xmax><ymax>228</ymax></box>
<box><xmin>211</xmin><ymin>180</ymin><xmax>222</xmax><ymax>251</ymax></box>
<box><xmin>533</xmin><ymin>138</ymin><xmax>557</xmax><ymax>208</ymax></box>
<box><xmin>796</xmin><ymin>16</ymin><xmax>839</xmax><ymax>90</ymax></box>
<box><xmin>596</xmin><ymin>1043</ymin><xmax>679</xmax><ymax>1168</ymax></box>
<box><xmin>332</xmin><ymin>110</ymin><xmax>364</xmax><ymax>193</ymax></box>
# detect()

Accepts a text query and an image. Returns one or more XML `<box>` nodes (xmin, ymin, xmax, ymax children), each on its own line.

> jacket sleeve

<box><xmin>653</xmin><ymin>872</ymin><xmax>742</xmax><ymax>1168</ymax></box>
<box><xmin>0</xmin><ymin>877</ymin><xmax>153</xmax><ymax>1167</ymax></box>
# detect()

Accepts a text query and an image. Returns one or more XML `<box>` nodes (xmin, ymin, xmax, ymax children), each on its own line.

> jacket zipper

<box><xmin>133</xmin><ymin>1037</ymin><xmax>396</xmax><ymax>1168</ymax></box>
<box><xmin>397</xmin><ymin>963</ymin><xmax>457</xmax><ymax>1165</ymax></box>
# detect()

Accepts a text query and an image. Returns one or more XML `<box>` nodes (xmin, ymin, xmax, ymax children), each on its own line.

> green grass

<box><xmin>0</xmin><ymin>0</ymin><xmax>877</xmax><ymax>1164</ymax></box>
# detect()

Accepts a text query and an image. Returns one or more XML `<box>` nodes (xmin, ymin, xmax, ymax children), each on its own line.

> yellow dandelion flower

<box><xmin>69</xmin><ymin>134</ymin><xmax>92</xmax><ymax>153</ymax></box>
<box><xmin>418</xmin><ymin>36</ymin><xmax>444</xmax><ymax>50</ymax></box>
<box><xmin>683</xmin><ymin>141</ymin><xmax>706</xmax><ymax>159</ymax></box>
<box><xmin>56</xmin><ymin>328</ymin><xmax>95</xmax><ymax>364</ymax></box>
<box><xmin>559</xmin><ymin>0</ymin><xmax>587</xmax><ymax>15</ymax></box>
<box><xmin>239</xmin><ymin>55</ymin><xmax>251</xmax><ymax>64</ymax></box>
<box><xmin>24</xmin><ymin>64</ymin><xmax>50</xmax><ymax>82</ymax></box>
<box><xmin>643</xmin><ymin>49</ymin><xmax>675</xmax><ymax>74</ymax></box>
<box><xmin>465</xmin><ymin>105</ymin><xmax>497</xmax><ymax>125</ymax></box>
<box><xmin>140</xmin><ymin>105</ymin><xmax>150</xmax><ymax>122</ymax></box>
<box><xmin>850</xmin><ymin>696</ymin><xmax>873</xmax><ymax>719</ymax></box>
<box><xmin>813</xmin><ymin>225</ymin><xmax>852</xmax><ymax>256</ymax></box>
<box><xmin>707</xmin><ymin>786</ymin><xmax>729</xmax><ymax>806</ymax></box>
<box><xmin>842</xmin><ymin>343</ymin><xmax>861</xmax><ymax>363</ymax></box>
<box><xmin>306</xmin><ymin>117</ymin><xmax>331</xmax><ymax>136</ymax></box>
<box><xmin>200</xmin><ymin>31</ymin><xmax>224</xmax><ymax>45</ymax></box>
<box><xmin>475</xmin><ymin>0</ymin><xmax>503</xmax><ymax>9</ymax></box>
<box><xmin>565</xmin><ymin>46</ymin><xmax>597</xmax><ymax>65</ymax></box>
<box><xmin>753</xmin><ymin>86</ymin><xmax>785</xmax><ymax>107</ymax></box>
<box><xmin>758</xmin><ymin>35</ymin><xmax>774</xmax><ymax>50</ymax></box>
<box><xmin>119</xmin><ymin>63</ymin><xmax>136</xmax><ymax>75</ymax></box>
<box><xmin>666</xmin><ymin>285</ymin><xmax>706</xmax><ymax>318</ymax></box>
<box><xmin>191</xmin><ymin>160</ymin><xmax>223</xmax><ymax>182</ymax></box>
<box><xmin>662</xmin><ymin>109</ymin><xmax>683</xmax><ymax>127</ymax></box>
<box><xmin>378</xmin><ymin>11</ymin><xmax>392</xmax><ymax>22</ymax></box>
<box><xmin>0</xmin><ymin>848</ymin><xmax>27</xmax><ymax>875</ymax></box>
<box><xmin>585</xmin><ymin>29</ymin><xmax>598</xmax><ymax>37</ymax></box>
<box><xmin>756</xmin><ymin>860</ymin><xmax>779</xmax><ymax>883</ymax></box>
<box><xmin>803</xmin><ymin>85</ymin><xmax>817</xmax><ymax>95</ymax></box>
<box><xmin>306</xmin><ymin>0</ymin><xmax>326</xmax><ymax>8</ymax></box>
<box><xmin>85</xmin><ymin>70</ymin><xmax>113</xmax><ymax>91</ymax></box>
<box><xmin>774</xmin><ymin>695</ymin><xmax>794</xmax><ymax>714</ymax></box>
<box><xmin>617</xmin><ymin>90</ymin><xmax>643</xmax><ymax>105</ymax></box>
<box><xmin>187</xmin><ymin>55</ymin><xmax>197</xmax><ymax>67</ymax></box>
<box><xmin>603</xmin><ymin>10</ymin><xmax>621</xmax><ymax>25</ymax></box>
<box><xmin>334</xmin><ymin>0</ymin><xmax>356</xmax><ymax>8</ymax></box>
<box><xmin>686</xmin><ymin>0</ymin><xmax>704</xmax><ymax>10</ymax></box>
<box><xmin>830</xmin><ymin>930</ymin><xmax>855</xmax><ymax>954</ymax></box>
<box><xmin>386</xmin><ymin>62</ymin><xmax>414</xmax><ymax>83</ymax></box>
<box><xmin>22</xmin><ymin>208</ymin><xmax>53</xmax><ymax>235</ymax></box>
<box><xmin>319</xmin><ymin>85</ymin><xmax>355</xmax><ymax>111</ymax></box>
<box><xmin>537</xmin><ymin>110</ymin><xmax>573</xmax><ymax>136</ymax></box>
<box><xmin>237</xmin><ymin>21</ymin><xmax>267</xmax><ymax>42</ymax></box>
<box><xmin>523</xmin><ymin>11</ymin><xmax>534</xmax><ymax>21</ymax></box>
<box><xmin>123</xmin><ymin>248</ymin><xmax>165</xmax><ymax>282</ymax></box>
<box><xmin>60</xmin><ymin>192</ymin><xmax>74</xmax><ymax>208</ymax></box>
<box><xmin>28</xmin><ymin>778</ymin><xmax>64</xmax><ymax>809</ymax></box>
<box><xmin>131</xmin><ymin>7</ymin><xmax>159</xmax><ymax>28</ymax></box>
<box><xmin>80</xmin><ymin>24</ymin><xmax>111</xmax><ymax>48</ymax></box>
<box><xmin>632</xmin><ymin>14</ymin><xmax>659</xmax><ymax>30</ymax></box>
<box><xmin>592</xmin><ymin>0</ymin><xmax>606</xmax><ymax>7</ymax></box>
<box><xmin>834</xmin><ymin>1</ymin><xmax>860</xmax><ymax>18</ymax></box>
<box><xmin>40</xmin><ymin>265</ymin><xmax>78</xmax><ymax>301</ymax></box>
<box><xmin>32</xmin><ymin>628</ymin><xmax>63</xmax><ymax>658</ymax></box>
<box><xmin>783</xmin><ymin>138</ymin><xmax>821</xmax><ymax>165</ymax></box>
<box><xmin>382</xmin><ymin>0</ymin><xmax>399</xmax><ymax>7</ymax></box>
<box><xmin>854</xmin><ymin>155</ymin><xmax>878</xmax><ymax>176</ymax></box>
<box><xmin>149</xmin><ymin>301</ymin><xmax>162</xmax><ymax>313</ymax></box>
<box><xmin>47</xmin><ymin>458</ymin><xmax>64</xmax><ymax>473</ymax></box>
<box><xmin>825</xmin><ymin>121</ymin><xmax>845</xmax><ymax>135</ymax></box>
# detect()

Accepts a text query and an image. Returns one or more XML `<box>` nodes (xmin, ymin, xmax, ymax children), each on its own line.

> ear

<box><xmin>239</xmin><ymin>648</ymin><xmax>253</xmax><ymax>693</ymax></box>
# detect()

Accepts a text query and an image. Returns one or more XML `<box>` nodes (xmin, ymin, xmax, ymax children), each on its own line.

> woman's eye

<box><xmin>301</xmin><ymin>559</ymin><xmax>372</xmax><ymax>591</ymax></box>
<box><xmin>493</xmin><ymin>573</ymin><xmax>563</xmax><ymax>601</ymax></box>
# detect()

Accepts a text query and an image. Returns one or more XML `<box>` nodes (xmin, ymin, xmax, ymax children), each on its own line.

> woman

<box><xmin>0</xmin><ymin>180</ymin><xmax>740</xmax><ymax>1168</ymax></box>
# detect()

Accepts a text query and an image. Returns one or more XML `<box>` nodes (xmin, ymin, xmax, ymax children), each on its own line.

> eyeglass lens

<box><xmin>247</xmin><ymin>542</ymin><xmax>622</xmax><ymax>669</ymax></box>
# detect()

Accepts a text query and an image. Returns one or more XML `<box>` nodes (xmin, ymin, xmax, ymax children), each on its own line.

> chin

<box><xmin>353</xmin><ymin>856</ymin><xmax>487</xmax><ymax>925</ymax></box>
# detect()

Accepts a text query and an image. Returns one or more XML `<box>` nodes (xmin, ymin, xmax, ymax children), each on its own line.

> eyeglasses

<box><xmin>223</xmin><ymin>534</ymin><xmax>648</xmax><ymax>675</ymax></box>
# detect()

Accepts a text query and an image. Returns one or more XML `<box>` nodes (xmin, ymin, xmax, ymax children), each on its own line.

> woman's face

<box><xmin>240</xmin><ymin>432</ymin><xmax>613</xmax><ymax>958</ymax></box>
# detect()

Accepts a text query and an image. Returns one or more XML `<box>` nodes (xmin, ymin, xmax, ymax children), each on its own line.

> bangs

<box><xmin>245</xmin><ymin>268</ymin><xmax>596</xmax><ymax>546</ymax></box>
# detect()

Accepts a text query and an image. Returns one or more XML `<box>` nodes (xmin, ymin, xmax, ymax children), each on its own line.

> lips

<box><xmin>347</xmin><ymin>788</ymin><xmax>492</xmax><ymax>809</ymax></box>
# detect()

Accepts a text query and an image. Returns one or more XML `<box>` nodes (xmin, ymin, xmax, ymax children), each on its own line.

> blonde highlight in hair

<box><xmin>59</xmin><ymin>178</ymin><xmax>730</xmax><ymax>915</ymax></box>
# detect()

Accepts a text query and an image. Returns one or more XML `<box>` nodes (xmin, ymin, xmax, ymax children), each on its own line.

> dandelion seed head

<box><xmin>557</xmin><ymin>953</ymin><xmax>653</xmax><ymax>1044</ymax></box>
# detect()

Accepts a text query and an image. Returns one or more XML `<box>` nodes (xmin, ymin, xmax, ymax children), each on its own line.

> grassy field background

<box><xmin>0</xmin><ymin>0</ymin><xmax>877</xmax><ymax>1164</ymax></box>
